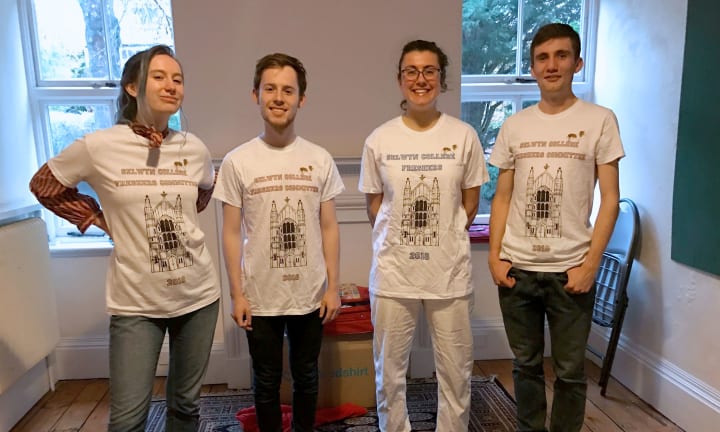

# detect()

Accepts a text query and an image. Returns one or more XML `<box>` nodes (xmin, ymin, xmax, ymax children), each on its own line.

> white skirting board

<box><xmin>587</xmin><ymin>327</ymin><xmax>720</xmax><ymax>432</ymax></box>
<box><xmin>409</xmin><ymin>319</ymin><xmax>720</xmax><ymax>431</ymax></box>
<box><xmin>52</xmin><ymin>338</ymin><xmax>240</xmax><ymax>387</ymax></box>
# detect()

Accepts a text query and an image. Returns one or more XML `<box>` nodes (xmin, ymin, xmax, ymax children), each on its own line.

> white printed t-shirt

<box><xmin>489</xmin><ymin>99</ymin><xmax>625</xmax><ymax>272</ymax></box>
<box><xmin>359</xmin><ymin>114</ymin><xmax>489</xmax><ymax>299</ymax></box>
<box><xmin>48</xmin><ymin>125</ymin><xmax>220</xmax><ymax>317</ymax></box>
<box><xmin>214</xmin><ymin>136</ymin><xmax>345</xmax><ymax>316</ymax></box>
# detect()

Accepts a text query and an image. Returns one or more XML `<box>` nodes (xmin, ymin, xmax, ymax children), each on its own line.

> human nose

<box><xmin>271</xmin><ymin>89</ymin><xmax>285</xmax><ymax>104</ymax></box>
<box><xmin>414</xmin><ymin>71</ymin><xmax>430</xmax><ymax>85</ymax></box>
<box><xmin>547</xmin><ymin>56</ymin><xmax>559</xmax><ymax>71</ymax></box>
<box><xmin>163</xmin><ymin>78</ymin><xmax>177</xmax><ymax>93</ymax></box>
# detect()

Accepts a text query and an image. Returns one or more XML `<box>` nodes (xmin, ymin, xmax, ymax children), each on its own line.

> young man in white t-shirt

<box><xmin>489</xmin><ymin>23</ymin><xmax>624</xmax><ymax>432</ymax></box>
<box><xmin>214</xmin><ymin>53</ymin><xmax>344</xmax><ymax>432</ymax></box>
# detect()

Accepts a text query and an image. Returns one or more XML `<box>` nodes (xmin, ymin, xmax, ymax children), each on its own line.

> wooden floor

<box><xmin>12</xmin><ymin>358</ymin><xmax>684</xmax><ymax>432</ymax></box>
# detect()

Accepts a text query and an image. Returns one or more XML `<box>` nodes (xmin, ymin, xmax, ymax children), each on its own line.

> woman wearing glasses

<box><xmin>359</xmin><ymin>40</ymin><xmax>489</xmax><ymax>431</ymax></box>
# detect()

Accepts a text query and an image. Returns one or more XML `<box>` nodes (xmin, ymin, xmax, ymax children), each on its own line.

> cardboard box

<box><xmin>280</xmin><ymin>333</ymin><xmax>376</xmax><ymax>408</ymax></box>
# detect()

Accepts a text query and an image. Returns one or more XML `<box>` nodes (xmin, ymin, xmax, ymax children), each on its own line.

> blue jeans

<box><xmin>246</xmin><ymin>310</ymin><xmax>324</xmax><ymax>432</ymax></box>
<box><xmin>498</xmin><ymin>268</ymin><xmax>595</xmax><ymax>432</ymax></box>
<box><xmin>108</xmin><ymin>300</ymin><xmax>219</xmax><ymax>432</ymax></box>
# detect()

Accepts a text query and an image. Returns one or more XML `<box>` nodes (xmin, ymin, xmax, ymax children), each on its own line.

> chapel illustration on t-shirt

<box><xmin>270</xmin><ymin>197</ymin><xmax>308</xmax><ymax>269</ymax></box>
<box><xmin>524</xmin><ymin>165</ymin><xmax>563</xmax><ymax>239</ymax></box>
<box><xmin>401</xmin><ymin>175</ymin><xmax>440</xmax><ymax>247</ymax></box>
<box><xmin>144</xmin><ymin>192</ymin><xmax>194</xmax><ymax>273</ymax></box>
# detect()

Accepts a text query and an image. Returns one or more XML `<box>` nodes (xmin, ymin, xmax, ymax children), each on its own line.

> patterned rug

<box><xmin>146</xmin><ymin>376</ymin><xmax>517</xmax><ymax>431</ymax></box>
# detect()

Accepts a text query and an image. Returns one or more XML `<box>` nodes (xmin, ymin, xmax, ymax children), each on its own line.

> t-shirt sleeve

<box><xmin>199</xmin><ymin>145</ymin><xmax>215</xmax><ymax>189</ymax></box>
<box><xmin>358</xmin><ymin>137</ymin><xmax>383</xmax><ymax>193</ymax></box>
<box><xmin>488</xmin><ymin>121</ymin><xmax>514</xmax><ymax>170</ymax></box>
<box><xmin>321</xmin><ymin>155</ymin><xmax>345</xmax><ymax>202</ymax></box>
<box><xmin>213</xmin><ymin>156</ymin><xmax>244</xmax><ymax>208</ymax></box>
<box><xmin>47</xmin><ymin>136</ymin><xmax>94</xmax><ymax>187</ymax></box>
<box><xmin>596</xmin><ymin>109</ymin><xmax>625</xmax><ymax>165</ymax></box>
<box><xmin>462</xmin><ymin>127</ymin><xmax>490</xmax><ymax>189</ymax></box>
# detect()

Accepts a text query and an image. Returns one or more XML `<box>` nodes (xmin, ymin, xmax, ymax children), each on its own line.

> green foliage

<box><xmin>462</xmin><ymin>0</ymin><xmax>584</xmax><ymax>213</ymax></box>
<box><xmin>462</xmin><ymin>0</ymin><xmax>518</xmax><ymax>75</ymax></box>
<box><xmin>519</xmin><ymin>1</ymin><xmax>582</xmax><ymax>72</ymax></box>
<box><xmin>481</xmin><ymin>164</ymin><xmax>499</xmax><ymax>205</ymax></box>
<box><xmin>463</xmin><ymin>0</ymin><xmax>583</xmax><ymax>75</ymax></box>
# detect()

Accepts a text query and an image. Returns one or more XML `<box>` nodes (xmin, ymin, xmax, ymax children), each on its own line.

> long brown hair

<box><xmin>116</xmin><ymin>45</ymin><xmax>181</xmax><ymax>124</ymax></box>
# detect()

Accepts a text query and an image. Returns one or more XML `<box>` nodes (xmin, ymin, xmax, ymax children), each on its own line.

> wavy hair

<box><xmin>116</xmin><ymin>44</ymin><xmax>181</xmax><ymax>125</ymax></box>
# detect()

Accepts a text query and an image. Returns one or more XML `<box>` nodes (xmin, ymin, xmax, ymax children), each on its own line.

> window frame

<box><xmin>462</xmin><ymin>0</ymin><xmax>599</xmax><ymax>224</ymax></box>
<box><xmin>18</xmin><ymin>0</ymin><xmax>175</xmax><ymax>246</ymax></box>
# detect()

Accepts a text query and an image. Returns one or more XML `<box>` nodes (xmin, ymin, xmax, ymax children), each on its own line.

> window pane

<box><xmin>522</xmin><ymin>99</ymin><xmax>539</xmax><ymax>109</ymax></box>
<box><xmin>47</xmin><ymin>104</ymin><xmax>113</xmax><ymax>156</ymax></box>
<box><xmin>46</xmin><ymin>104</ymin><xmax>112</xmax><ymax>235</ymax></box>
<box><xmin>462</xmin><ymin>0</ymin><xmax>518</xmax><ymax>75</ymax></box>
<box><xmin>520</xmin><ymin>0</ymin><xmax>583</xmax><ymax>74</ymax></box>
<box><xmin>113</xmin><ymin>0</ymin><xmax>175</xmax><ymax>80</ymax></box>
<box><xmin>461</xmin><ymin>100</ymin><xmax>513</xmax><ymax>214</ymax></box>
<box><xmin>34</xmin><ymin>0</ymin><xmax>100</xmax><ymax>80</ymax></box>
<box><xmin>33</xmin><ymin>0</ymin><xmax>174</xmax><ymax>82</ymax></box>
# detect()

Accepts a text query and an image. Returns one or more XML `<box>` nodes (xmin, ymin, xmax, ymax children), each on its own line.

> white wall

<box><xmin>0</xmin><ymin>0</ymin><xmax>37</xmax><ymax>213</ymax></box>
<box><xmin>0</xmin><ymin>0</ymin><xmax>51</xmax><ymax>430</ymax></box>
<box><xmin>172</xmin><ymin>0</ymin><xmax>462</xmax><ymax>158</ymax></box>
<box><xmin>594</xmin><ymin>0</ymin><xmax>720</xmax><ymax>429</ymax></box>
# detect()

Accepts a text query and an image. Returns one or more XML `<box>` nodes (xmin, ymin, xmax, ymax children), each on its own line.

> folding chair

<box><xmin>587</xmin><ymin>198</ymin><xmax>640</xmax><ymax>396</ymax></box>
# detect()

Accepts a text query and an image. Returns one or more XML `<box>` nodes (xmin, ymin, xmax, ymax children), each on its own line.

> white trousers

<box><xmin>371</xmin><ymin>294</ymin><xmax>473</xmax><ymax>432</ymax></box>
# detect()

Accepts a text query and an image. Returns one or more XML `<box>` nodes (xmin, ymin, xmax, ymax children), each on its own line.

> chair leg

<box><xmin>599</xmin><ymin>299</ymin><xmax>628</xmax><ymax>397</ymax></box>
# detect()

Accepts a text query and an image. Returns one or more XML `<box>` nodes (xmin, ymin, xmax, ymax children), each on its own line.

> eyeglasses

<box><xmin>401</xmin><ymin>66</ymin><xmax>441</xmax><ymax>81</ymax></box>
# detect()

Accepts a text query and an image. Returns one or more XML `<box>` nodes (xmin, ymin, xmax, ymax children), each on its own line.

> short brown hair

<box><xmin>530</xmin><ymin>23</ymin><xmax>581</xmax><ymax>65</ymax></box>
<box><xmin>253</xmin><ymin>53</ymin><xmax>307</xmax><ymax>97</ymax></box>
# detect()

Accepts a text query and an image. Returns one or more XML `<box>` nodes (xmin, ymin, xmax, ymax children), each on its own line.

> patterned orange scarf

<box><xmin>130</xmin><ymin>123</ymin><xmax>169</xmax><ymax>148</ymax></box>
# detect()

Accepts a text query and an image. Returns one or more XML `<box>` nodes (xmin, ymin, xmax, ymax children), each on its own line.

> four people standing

<box><xmin>30</xmin><ymin>22</ymin><xmax>623</xmax><ymax>432</ymax></box>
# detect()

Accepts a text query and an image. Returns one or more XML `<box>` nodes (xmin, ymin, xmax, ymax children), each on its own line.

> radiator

<box><xmin>0</xmin><ymin>217</ymin><xmax>59</xmax><ymax>394</ymax></box>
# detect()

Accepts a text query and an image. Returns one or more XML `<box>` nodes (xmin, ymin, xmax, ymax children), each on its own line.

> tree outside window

<box><xmin>461</xmin><ymin>0</ymin><xmax>589</xmax><ymax>216</ymax></box>
<box><xmin>23</xmin><ymin>0</ymin><xmax>175</xmax><ymax>240</ymax></box>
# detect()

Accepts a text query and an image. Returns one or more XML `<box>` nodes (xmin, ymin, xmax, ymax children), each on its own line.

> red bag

<box><xmin>323</xmin><ymin>284</ymin><xmax>373</xmax><ymax>336</ymax></box>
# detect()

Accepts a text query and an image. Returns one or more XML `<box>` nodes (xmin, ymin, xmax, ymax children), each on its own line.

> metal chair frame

<box><xmin>587</xmin><ymin>198</ymin><xmax>640</xmax><ymax>396</ymax></box>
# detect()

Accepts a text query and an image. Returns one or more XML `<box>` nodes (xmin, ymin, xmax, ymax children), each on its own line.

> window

<box><xmin>20</xmin><ymin>0</ymin><xmax>175</xmax><ymax>243</ymax></box>
<box><xmin>282</xmin><ymin>221</ymin><xmax>297</xmax><ymax>250</ymax></box>
<box><xmin>461</xmin><ymin>0</ymin><xmax>596</xmax><ymax>221</ymax></box>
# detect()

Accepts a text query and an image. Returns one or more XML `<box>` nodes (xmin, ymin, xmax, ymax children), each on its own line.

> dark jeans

<box><xmin>246</xmin><ymin>310</ymin><xmax>324</xmax><ymax>432</ymax></box>
<box><xmin>498</xmin><ymin>268</ymin><xmax>595</xmax><ymax>432</ymax></box>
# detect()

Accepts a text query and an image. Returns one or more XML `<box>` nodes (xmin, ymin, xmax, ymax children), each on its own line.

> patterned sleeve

<box><xmin>29</xmin><ymin>163</ymin><xmax>102</xmax><ymax>233</ymax></box>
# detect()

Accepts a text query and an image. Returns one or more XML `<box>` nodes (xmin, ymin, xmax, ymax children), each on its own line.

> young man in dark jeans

<box><xmin>215</xmin><ymin>53</ymin><xmax>344</xmax><ymax>431</ymax></box>
<box><xmin>489</xmin><ymin>23</ymin><xmax>624</xmax><ymax>432</ymax></box>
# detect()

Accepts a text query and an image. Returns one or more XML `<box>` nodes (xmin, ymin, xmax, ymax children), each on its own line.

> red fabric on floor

<box><xmin>315</xmin><ymin>403</ymin><xmax>368</xmax><ymax>424</ymax></box>
<box><xmin>236</xmin><ymin>403</ymin><xmax>368</xmax><ymax>431</ymax></box>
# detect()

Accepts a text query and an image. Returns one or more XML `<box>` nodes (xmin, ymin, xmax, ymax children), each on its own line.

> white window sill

<box><xmin>49</xmin><ymin>237</ymin><xmax>113</xmax><ymax>257</ymax></box>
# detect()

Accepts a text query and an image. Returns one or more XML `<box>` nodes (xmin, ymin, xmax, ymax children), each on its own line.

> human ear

<box><xmin>574</xmin><ymin>57</ymin><xmax>585</xmax><ymax>73</ymax></box>
<box><xmin>125</xmin><ymin>83</ymin><xmax>138</xmax><ymax>98</ymax></box>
